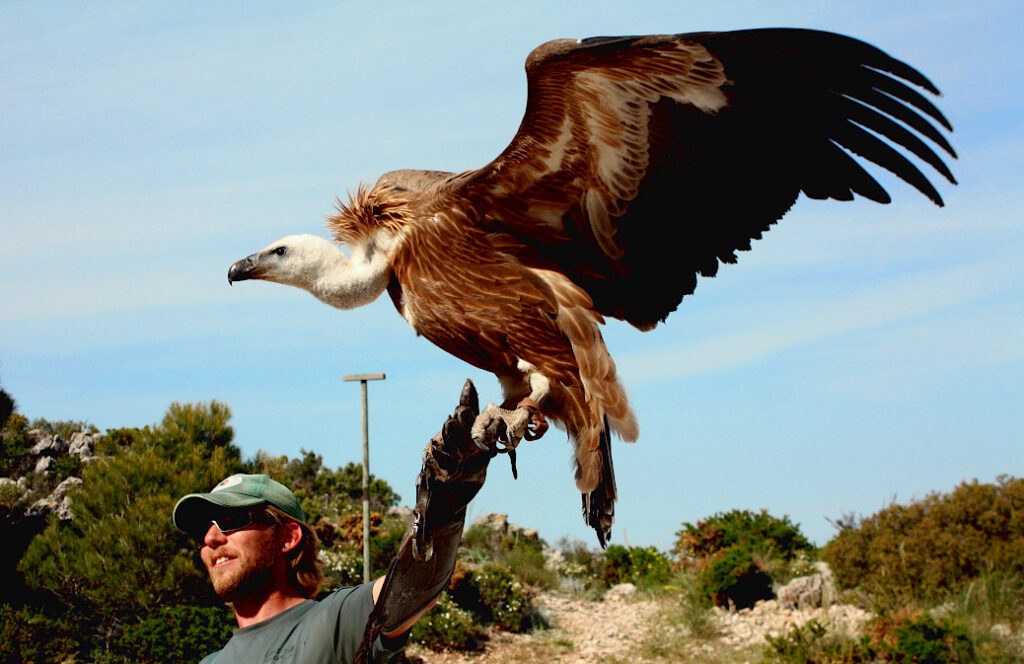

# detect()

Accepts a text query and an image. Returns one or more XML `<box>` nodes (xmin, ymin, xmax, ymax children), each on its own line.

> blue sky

<box><xmin>2</xmin><ymin>1</ymin><xmax>1021</xmax><ymax>550</ymax></box>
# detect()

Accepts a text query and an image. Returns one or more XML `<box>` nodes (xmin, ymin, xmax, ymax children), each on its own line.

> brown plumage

<box><xmin>229</xmin><ymin>28</ymin><xmax>955</xmax><ymax>545</ymax></box>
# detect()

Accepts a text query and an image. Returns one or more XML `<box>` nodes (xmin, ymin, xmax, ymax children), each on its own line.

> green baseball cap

<box><xmin>173</xmin><ymin>473</ymin><xmax>306</xmax><ymax>534</ymax></box>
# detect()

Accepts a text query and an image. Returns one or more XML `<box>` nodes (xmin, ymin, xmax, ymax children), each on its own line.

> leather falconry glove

<box><xmin>355</xmin><ymin>379</ymin><xmax>498</xmax><ymax>663</ymax></box>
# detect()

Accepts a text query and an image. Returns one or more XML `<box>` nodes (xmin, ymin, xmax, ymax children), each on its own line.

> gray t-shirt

<box><xmin>199</xmin><ymin>583</ymin><xmax>408</xmax><ymax>664</ymax></box>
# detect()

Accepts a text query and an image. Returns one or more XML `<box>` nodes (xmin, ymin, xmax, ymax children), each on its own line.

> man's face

<box><xmin>199</xmin><ymin>509</ymin><xmax>282</xmax><ymax>603</ymax></box>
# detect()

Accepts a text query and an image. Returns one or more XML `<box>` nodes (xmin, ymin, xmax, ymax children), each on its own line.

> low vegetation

<box><xmin>1</xmin><ymin>377</ymin><xmax>1020</xmax><ymax>663</ymax></box>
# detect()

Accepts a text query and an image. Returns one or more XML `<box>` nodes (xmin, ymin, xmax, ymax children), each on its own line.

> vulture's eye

<box><xmin>273</xmin><ymin>247</ymin><xmax>286</xmax><ymax>256</ymax></box>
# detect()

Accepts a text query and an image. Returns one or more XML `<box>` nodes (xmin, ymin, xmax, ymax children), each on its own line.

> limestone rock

<box><xmin>35</xmin><ymin>456</ymin><xmax>57</xmax><ymax>474</ymax></box>
<box><xmin>27</xmin><ymin>476</ymin><xmax>83</xmax><ymax>520</ymax></box>
<box><xmin>474</xmin><ymin>512</ymin><xmax>509</xmax><ymax>532</ymax></box>
<box><xmin>605</xmin><ymin>583</ymin><xmax>637</xmax><ymax>601</ymax></box>
<box><xmin>777</xmin><ymin>562</ymin><xmax>836</xmax><ymax>610</ymax></box>
<box><xmin>68</xmin><ymin>432</ymin><xmax>100</xmax><ymax>461</ymax></box>
<box><xmin>472</xmin><ymin>512</ymin><xmax>539</xmax><ymax>541</ymax></box>
<box><xmin>29</xmin><ymin>431</ymin><xmax>68</xmax><ymax>456</ymax></box>
<box><xmin>387</xmin><ymin>505</ymin><xmax>413</xmax><ymax>522</ymax></box>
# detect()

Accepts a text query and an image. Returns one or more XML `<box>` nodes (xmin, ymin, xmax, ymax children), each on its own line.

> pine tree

<box><xmin>19</xmin><ymin>401</ymin><xmax>244</xmax><ymax>623</ymax></box>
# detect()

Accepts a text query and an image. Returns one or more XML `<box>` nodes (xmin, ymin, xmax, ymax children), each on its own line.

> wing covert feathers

<box><xmin>445</xmin><ymin>28</ymin><xmax>955</xmax><ymax>329</ymax></box>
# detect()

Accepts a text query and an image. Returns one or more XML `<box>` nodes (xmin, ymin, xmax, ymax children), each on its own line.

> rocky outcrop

<box><xmin>2</xmin><ymin>429</ymin><xmax>99</xmax><ymax>521</ymax></box>
<box><xmin>472</xmin><ymin>513</ymin><xmax>542</xmax><ymax>542</ymax></box>
<box><xmin>27</xmin><ymin>476</ymin><xmax>83</xmax><ymax>520</ymax></box>
<box><xmin>68</xmin><ymin>432</ymin><xmax>100</xmax><ymax>462</ymax></box>
<box><xmin>777</xmin><ymin>562</ymin><xmax>837</xmax><ymax>610</ymax></box>
<box><xmin>28</xmin><ymin>430</ymin><xmax>69</xmax><ymax>456</ymax></box>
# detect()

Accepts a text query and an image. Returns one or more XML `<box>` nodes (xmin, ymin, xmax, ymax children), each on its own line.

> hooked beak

<box><xmin>228</xmin><ymin>253</ymin><xmax>260</xmax><ymax>285</ymax></box>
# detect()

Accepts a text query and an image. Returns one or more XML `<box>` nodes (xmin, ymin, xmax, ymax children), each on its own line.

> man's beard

<box><xmin>208</xmin><ymin>544</ymin><xmax>279</xmax><ymax>603</ymax></box>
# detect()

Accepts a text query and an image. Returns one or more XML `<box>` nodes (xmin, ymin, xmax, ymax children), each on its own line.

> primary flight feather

<box><xmin>228</xmin><ymin>28</ymin><xmax>955</xmax><ymax>545</ymax></box>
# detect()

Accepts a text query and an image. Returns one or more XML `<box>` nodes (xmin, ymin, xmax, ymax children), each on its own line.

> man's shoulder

<box><xmin>301</xmin><ymin>583</ymin><xmax>374</xmax><ymax>629</ymax></box>
<box><xmin>198</xmin><ymin>649</ymin><xmax>223</xmax><ymax>664</ymax></box>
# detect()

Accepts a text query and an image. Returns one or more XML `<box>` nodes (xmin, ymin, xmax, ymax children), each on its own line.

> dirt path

<box><xmin>407</xmin><ymin>590</ymin><xmax>660</xmax><ymax>664</ymax></box>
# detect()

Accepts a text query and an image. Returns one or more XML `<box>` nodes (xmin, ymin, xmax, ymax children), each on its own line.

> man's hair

<box><xmin>263</xmin><ymin>504</ymin><xmax>324</xmax><ymax>598</ymax></box>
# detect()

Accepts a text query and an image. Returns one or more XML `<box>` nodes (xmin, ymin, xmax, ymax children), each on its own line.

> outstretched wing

<box><xmin>438</xmin><ymin>28</ymin><xmax>956</xmax><ymax>329</ymax></box>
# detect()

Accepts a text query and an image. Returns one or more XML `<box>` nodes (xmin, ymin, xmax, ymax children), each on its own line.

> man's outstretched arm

<box><xmin>356</xmin><ymin>379</ymin><xmax>497</xmax><ymax>661</ymax></box>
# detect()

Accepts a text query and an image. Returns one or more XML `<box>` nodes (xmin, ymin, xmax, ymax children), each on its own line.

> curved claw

<box><xmin>518</xmin><ymin>398</ymin><xmax>549</xmax><ymax>441</ymax></box>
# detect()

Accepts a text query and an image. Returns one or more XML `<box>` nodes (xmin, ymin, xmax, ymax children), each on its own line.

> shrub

<box><xmin>600</xmin><ymin>544</ymin><xmax>633</xmax><ymax>585</ymax></box>
<box><xmin>409</xmin><ymin>592</ymin><xmax>483</xmax><ymax>650</ymax></box>
<box><xmin>113</xmin><ymin>605</ymin><xmax>235</xmax><ymax>663</ymax></box>
<box><xmin>500</xmin><ymin>537</ymin><xmax>558</xmax><ymax>589</ymax></box>
<box><xmin>0</xmin><ymin>604</ymin><xmax>79</xmax><ymax>664</ymax></box>
<box><xmin>700</xmin><ymin>544</ymin><xmax>774</xmax><ymax>609</ymax></box>
<box><xmin>823</xmin><ymin>477</ymin><xmax>1024</xmax><ymax>608</ymax></box>
<box><xmin>555</xmin><ymin>538</ymin><xmax>604</xmax><ymax>594</ymax></box>
<box><xmin>460</xmin><ymin>521</ymin><xmax>557</xmax><ymax>589</ymax></box>
<box><xmin>628</xmin><ymin>546</ymin><xmax>673</xmax><ymax>588</ymax></box>
<box><xmin>677</xmin><ymin>509</ymin><xmax>812</xmax><ymax>609</ymax></box>
<box><xmin>676</xmin><ymin>509</ymin><xmax>813</xmax><ymax>562</ymax></box>
<box><xmin>319</xmin><ymin>546</ymin><xmax>364</xmax><ymax>589</ymax></box>
<box><xmin>1</xmin><ymin>413</ymin><xmax>33</xmax><ymax>477</ymax></box>
<box><xmin>863</xmin><ymin>612</ymin><xmax>976</xmax><ymax>664</ymax></box>
<box><xmin>765</xmin><ymin>619</ymin><xmax>867</xmax><ymax>663</ymax></box>
<box><xmin>768</xmin><ymin>612</ymin><xmax>979</xmax><ymax>664</ymax></box>
<box><xmin>599</xmin><ymin>544</ymin><xmax>673</xmax><ymax>590</ymax></box>
<box><xmin>448</xmin><ymin>562</ymin><xmax>535</xmax><ymax>632</ymax></box>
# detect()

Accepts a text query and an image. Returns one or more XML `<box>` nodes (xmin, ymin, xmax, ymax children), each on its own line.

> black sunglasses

<box><xmin>195</xmin><ymin>508</ymin><xmax>269</xmax><ymax>537</ymax></box>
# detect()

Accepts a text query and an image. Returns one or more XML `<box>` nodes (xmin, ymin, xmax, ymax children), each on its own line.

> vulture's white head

<box><xmin>228</xmin><ymin>233</ymin><xmax>391</xmax><ymax>310</ymax></box>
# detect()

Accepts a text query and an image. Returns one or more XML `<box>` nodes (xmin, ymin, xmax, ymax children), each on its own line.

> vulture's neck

<box><xmin>308</xmin><ymin>242</ymin><xmax>392</xmax><ymax>310</ymax></box>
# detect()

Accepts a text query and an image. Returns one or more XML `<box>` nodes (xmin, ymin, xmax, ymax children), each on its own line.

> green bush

<box><xmin>676</xmin><ymin>509</ymin><xmax>813</xmax><ymax>562</ymax></box>
<box><xmin>0</xmin><ymin>604</ymin><xmax>79</xmax><ymax>664</ymax></box>
<box><xmin>765</xmin><ymin>619</ymin><xmax>866</xmax><ymax>663</ymax></box>
<box><xmin>600</xmin><ymin>544</ymin><xmax>633</xmax><ymax>584</ymax></box>
<box><xmin>460</xmin><ymin>521</ymin><xmax>556</xmax><ymax>589</ymax></box>
<box><xmin>114</xmin><ymin>605</ymin><xmax>235</xmax><ymax>663</ymax></box>
<box><xmin>555</xmin><ymin>538</ymin><xmax>605</xmax><ymax>595</ymax></box>
<box><xmin>767</xmin><ymin>612</ymin><xmax>979</xmax><ymax>664</ymax></box>
<box><xmin>599</xmin><ymin>544</ymin><xmax>673</xmax><ymax>590</ymax></box>
<box><xmin>700</xmin><ymin>544</ymin><xmax>774</xmax><ymax>609</ymax></box>
<box><xmin>449</xmin><ymin>563</ymin><xmax>535</xmax><ymax>632</ymax></box>
<box><xmin>823</xmin><ymin>477</ymin><xmax>1024</xmax><ymax>608</ymax></box>
<box><xmin>1</xmin><ymin>413</ymin><xmax>33</xmax><ymax>477</ymax></box>
<box><xmin>676</xmin><ymin>509</ymin><xmax>811</xmax><ymax>609</ymax></box>
<box><xmin>864</xmin><ymin>612</ymin><xmax>976</xmax><ymax>664</ymax></box>
<box><xmin>409</xmin><ymin>592</ymin><xmax>483</xmax><ymax>651</ymax></box>
<box><xmin>320</xmin><ymin>546</ymin><xmax>364</xmax><ymax>589</ymax></box>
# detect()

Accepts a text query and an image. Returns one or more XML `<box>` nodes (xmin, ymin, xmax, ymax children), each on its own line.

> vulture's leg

<box><xmin>471</xmin><ymin>371</ymin><xmax>550</xmax><ymax>478</ymax></box>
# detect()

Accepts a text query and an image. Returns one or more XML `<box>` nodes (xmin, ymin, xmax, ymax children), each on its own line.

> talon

<box><xmin>517</xmin><ymin>398</ymin><xmax>549</xmax><ymax>441</ymax></box>
<box><xmin>471</xmin><ymin>436</ymin><xmax>494</xmax><ymax>453</ymax></box>
<box><xmin>508</xmin><ymin>448</ymin><xmax>518</xmax><ymax>480</ymax></box>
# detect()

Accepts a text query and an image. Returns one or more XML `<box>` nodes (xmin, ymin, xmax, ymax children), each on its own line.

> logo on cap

<box><xmin>212</xmin><ymin>475</ymin><xmax>244</xmax><ymax>493</ymax></box>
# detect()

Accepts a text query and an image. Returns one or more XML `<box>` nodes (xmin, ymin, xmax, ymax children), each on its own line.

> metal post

<box><xmin>343</xmin><ymin>372</ymin><xmax>385</xmax><ymax>583</ymax></box>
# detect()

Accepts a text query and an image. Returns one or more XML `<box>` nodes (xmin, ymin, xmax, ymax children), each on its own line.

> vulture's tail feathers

<box><xmin>581</xmin><ymin>417</ymin><xmax>617</xmax><ymax>547</ymax></box>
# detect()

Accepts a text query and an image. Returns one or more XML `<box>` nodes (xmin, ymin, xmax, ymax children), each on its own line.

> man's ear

<box><xmin>281</xmin><ymin>521</ymin><xmax>304</xmax><ymax>553</ymax></box>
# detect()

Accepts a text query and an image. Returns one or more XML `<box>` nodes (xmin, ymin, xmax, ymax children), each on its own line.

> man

<box><xmin>173</xmin><ymin>381</ymin><xmax>496</xmax><ymax>663</ymax></box>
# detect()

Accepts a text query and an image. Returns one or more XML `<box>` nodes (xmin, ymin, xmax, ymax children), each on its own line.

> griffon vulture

<box><xmin>228</xmin><ymin>28</ymin><xmax>956</xmax><ymax>545</ymax></box>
